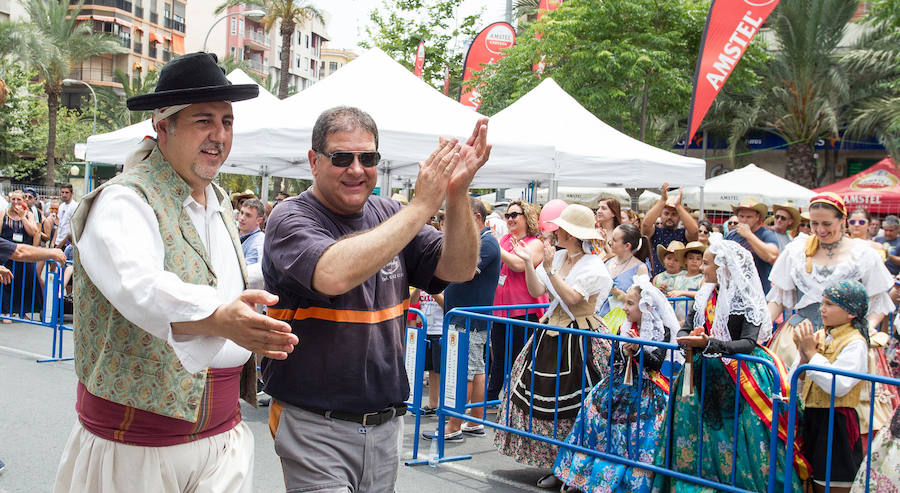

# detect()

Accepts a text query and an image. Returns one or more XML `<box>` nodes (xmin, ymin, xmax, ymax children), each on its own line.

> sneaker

<box><xmin>421</xmin><ymin>430</ymin><xmax>463</xmax><ymax>441</ymax></box>
<box><xmin>258</xmin><ymin>395</ymin><xmax>271</xmax><ymax>407</ymax></box>
<box><xmin>420</xmin><ymin>406</ymin><xmax>437</xmax><ymax>416</ymax></box>
<box><xmin>460</xmin><ymin>424</ymin><xmax>485</xmax><ymax>436</ymax></box>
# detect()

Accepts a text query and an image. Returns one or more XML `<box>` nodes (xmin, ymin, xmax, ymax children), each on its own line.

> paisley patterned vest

<box><xmin>70</xmin><ymin>147</ymin><xmax>256</xmax><ymax>422</ymax></box>
<box><xmin>801</xmin><ymin>323</ymin><xmax>866</xmax><ymax>409</ymax></box>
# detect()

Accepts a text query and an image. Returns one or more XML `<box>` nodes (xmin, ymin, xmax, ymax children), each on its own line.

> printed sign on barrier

<box><xmin>443</xmin><ymin>327</ymin><xmax>459</xmax><ymax>408</ymax></box>
<box><xmin>43</xmin><ymin>270</ymin><xmax>57</xmax><ymax>324</ymax></box>
<box><xmin>404</xmin><ymin>327</ymin><xmax>418</xmax><ymax>401</ymax></box>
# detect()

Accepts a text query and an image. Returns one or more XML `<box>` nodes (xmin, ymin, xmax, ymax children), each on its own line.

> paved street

<box><xmin>0</xmin><ymin>320</ymin><xmax>546</xmax><ymax>493</ymax></box>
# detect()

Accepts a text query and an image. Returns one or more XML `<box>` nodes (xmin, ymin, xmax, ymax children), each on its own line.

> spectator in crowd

<box><xmin>425</xmin><ymin>197</ymin><xmax>501</xmax><ymax>440</ymax></box>
<box><xmin>668</xmin><ymin>241</ymin><xmax>706</xmax><ymax>323</ymax></box>
<box><xmin>597</xmin><ymin>223</ymin><xmax>650</xmax><ymax>333</ymax></box>
<box><xmin>495</xmin><ymin>204</ymin><xmax>612</xmax><ymax>490</ymax></box>
<box><xmin>797</xmin><ymin>211</ymin><xmax>812</xmax><ymax>236</ymax></box>
<box><xmin>641</xmin><ymin>182</ymin><xmax>698</xmax><ymax>276</ymax></box>
<box><xmin>390</xmin><ymin>192</ymin><xmax>409</xmax><ymax>206</ymax></box>
<box><xmin>274</xmin><ymin>191</ymin><xmax>289</xmax><ymax>201</ymax></box>
<box><xmin>697</xmin><ymin>218</ymin><xmax>713</xmax><ymax>246</ymax></box>
<box><xmin>869</xmin><ymin>216</ymin><xmax>884</xmax><ymax>239</ymax></box>
<box><xmin>621</xmin><ymin>208</ymin><xmax>641</xmax><ymax>227</ymax></box>
<box><xmin>484</xmin><ymin>200</ymin><xmax>508</xmax><ymax>239</ymax></box>
<box><xmin>0</xmin><ymin>190</ymin><xmax>43</xmax><ymax>322</ymax></box>
<box><xmin>594</xmin><ymin>197</ymin><xmax>621</xmax><ymax>259</ymax></box>
<box><xmin>656</xmin><ymin>237</ymin><xmax>804</xmax><ymax>492</ymax></box>
<box><xmin>724</xmin><ymin>215</ymin><xmax>739</xmax><ymax>234</ymax></box>
<box><xmin>261</xmin><ymin>106</ymin><xmax>490</xmax><ymax>492</ymax></box>
<box><xmin>652</xmin><ymin>240</ymin><xmax>685</xmax><ymax>293</ymax></box>
<box><xmin>229</xmin><ymin>189</ymin><xmax>255</xmax><ymax>212</ymax></box>
<box><xmin>793</xmin><ymin>280</ymin><xmax>869</xmax><ymax>493</ymax></box>
<box><xmin>237</xmin><ymin>198</ymin><xmax>265</xmax><ymax>266</ymax></box>
<box><xmin>847</xmin><ymin>208</ymin><xmax>886</xmax><ymax>259</ymax></box>
<box><xmin>725</xmin><ymin>197</ymin><xmax>779</xmax><ymax>292</ymax></box>
<box><xmin>23</xmin><ymin>187</ymin><xmax>43</xmax><ymax>224</ymax></box>
<box><xmin>711</xmin><ymin>221</ymin><xmax>724</xmax><ymax>234</ymax></box>
<box><xmin>487</xmin><ymin>199</ymin><xmax>548</xmax><ymax>402</ymax></box>
<box><xmin>770</xmin><ymin>202</ymin><xmax>801</xmax><ymax>251</ymax></box>
<box><xmin>874</xmin><ymin>215</ymin><xmax>900</xmax><ymax>276</ymax></box>
<box><xmin>555</xmin><ymin>274</ymin><xmax>680</xmax><ymax>493</ymax></box>
<box><xmin>53</xmin><ymin>52</ymin><xmax>296</xmax><ymax>492</ymax></box>
<box><xmin>53</xmin><ymin>184</ymin><xmax>77</xmax><ymax>250</ymax></box>
<box><xmin>411</xmin><ymin>287</ymin><xmax>443</xmax><ymax>415</ymax></box>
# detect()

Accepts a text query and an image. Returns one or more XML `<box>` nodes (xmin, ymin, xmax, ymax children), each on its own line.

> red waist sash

<box><xmin>76</xmin><ymin>366</ymin><xmax>243</xmax><ymax>447</ymax></box>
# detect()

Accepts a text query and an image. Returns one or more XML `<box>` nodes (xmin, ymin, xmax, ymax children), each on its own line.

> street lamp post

<box><xmin>62</xmin><ymin>79</ymin><xmax>96</xmax><ymax>195</ymax></box>
<box><xmin>202</xmin><ymin>9</ymin><xmax>266</xmax><ymax>52</ymax></box>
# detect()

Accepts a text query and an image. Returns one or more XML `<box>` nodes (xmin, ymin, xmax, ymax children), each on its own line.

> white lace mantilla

<box><xmin>767</xmin><ymin>236</ymin><xmax>894</xmax><ymax>316</ymax></box>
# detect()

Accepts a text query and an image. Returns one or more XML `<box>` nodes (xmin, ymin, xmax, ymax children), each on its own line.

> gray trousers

<box><xmin>270</xmin><ymin>399</ymin><xmax>403</xmax><ymax>493</ymax></box>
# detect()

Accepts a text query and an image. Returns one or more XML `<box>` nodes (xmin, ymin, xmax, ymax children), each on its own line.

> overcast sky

<box><xmin>320</xmin><ymin>0</ymin><xmax>510</xmax><ymax>51</ymax></box>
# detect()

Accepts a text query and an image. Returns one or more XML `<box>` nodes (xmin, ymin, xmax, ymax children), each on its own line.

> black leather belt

<box><xmin>302</xmin><ymin>404</ymin><xmax>407</xmax><ymax>427</ymax></box>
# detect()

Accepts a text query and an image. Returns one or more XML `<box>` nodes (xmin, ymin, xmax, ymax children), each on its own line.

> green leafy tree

<box><xmin>215</xmin><ymin>0</ymin><xmax>323</xmax><ymax>99</ymax></box>
<box><xmin>17</xmin><ymin>0</ymin><xmax>127</xmax><ymax>186</ymax></box>
<box><xmin>0</xmin><ymin>61</ymin><xmax>46</xmax><ymax>182</ymax></box>
<box><xmin>361</xmin><ymin>0</ymin><xmax>481</xmax><ymax>96</ymax></box>
<box><xmin>94</xmin><ymin>67</ymin><xmax>160</xmax><ymax>130</ymax></box>
<box><xmin>474</xmin><ymin>0</ymin><xmax>710</xmax><ymax>146</ymax></box>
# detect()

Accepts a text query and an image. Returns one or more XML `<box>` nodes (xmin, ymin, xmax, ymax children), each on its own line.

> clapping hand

<box><xmin>512</xmin><ymin>240</ymin><xmax>532</xmax><ymax>262</ymax></box>
<box><xmin>622</xmin><ymin>328</ymin><xmax>640</xmax><ymax>356</ymax></box>
<box><xmin>447</xmin><ymin>118</ymin><xmax>492</xmax><ymax>197</ymax></box>
<box><xmin>794</xmin><ymin>319</ymin><xmax>817</xmax><ymax>363</ymax></box>
<box><xmin>542</xmin><ymin>237</ymin><xmax>556</xmax><ymax>266</ymax></box>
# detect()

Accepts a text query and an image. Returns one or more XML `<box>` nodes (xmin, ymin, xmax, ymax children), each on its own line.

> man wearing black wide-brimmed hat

<box><xmin>53</xmin><ymin>53</ymin><xmax>298</xmax><ymax>493</ymax></box>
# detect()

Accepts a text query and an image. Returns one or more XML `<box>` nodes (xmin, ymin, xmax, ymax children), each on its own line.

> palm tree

<box><xmin>95</xmin><ymin>67</ymin><xmax>160</xmax><ymax>129</ymax></box>
<box><xmin>730</xmin><ymin>0</ymin><xmax>858</xmax><ymax>188</ymax></box>
<box><xmin>18</xmin><ymin>0</ymin><xmax>127</xmax><ymax>186</ymax></box>
<box><xmin>215</xmin><ymin>0</ymin><xmax>323</xmax><ymax>99</ymax></box>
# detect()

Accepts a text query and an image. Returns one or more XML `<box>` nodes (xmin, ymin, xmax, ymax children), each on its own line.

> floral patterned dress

<box><xmin>851</xmin><ymin>405</ymin><xmax>900</xmax><ymax>492</ymax></box>
<box><xmin>553</xmin><ymin>341</ymin><xmax>670</xmax><ymax>492</ymax></box>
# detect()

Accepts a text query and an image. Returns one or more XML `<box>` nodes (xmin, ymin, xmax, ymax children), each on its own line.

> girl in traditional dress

<box><xmin>494</xmin><ymin>204</ymin><xmax>613</xmax><ymax>490</ymax></box>
<box><xmin>652</xmin><ymin>235</ymin><xmax>806</xmax><ymax>492</ymax></box>
<box><xmin>793</xmin><ymin>280</ymin><xmax>870</xmax><ymax>493</ymax></box>
<box><xmin>766</xmin><ymin>192</ymin><xmax>898</xmax><ymax>442</ymax></box>
<box><xmin>555</xmin><ymin>275</ymin><xmax>679</xmax><ymax>493</ymax></box>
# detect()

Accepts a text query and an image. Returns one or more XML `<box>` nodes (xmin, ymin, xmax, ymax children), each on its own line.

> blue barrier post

<box><xmin>37</xmin><ymin>260</ymin><xmax>73</xmax><ymax>363</ymax></box>
<box><xmin>401</xmin><ymin>307</ymin><xmax>430</xmax><ymax>463</ymax></box>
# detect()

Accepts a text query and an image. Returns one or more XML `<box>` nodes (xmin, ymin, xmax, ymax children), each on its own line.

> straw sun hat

<box><xmin>548</xmin><ymin>204</ymin><xmax>601</xmax><ymax>240</ymax></box>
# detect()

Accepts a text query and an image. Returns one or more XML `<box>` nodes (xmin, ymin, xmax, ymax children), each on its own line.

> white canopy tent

<box><xmin>478</xmin><ymin>186</ymin><xmax>661</xmax><ymax>209</ymax></box>
<box><xmin>488</xmin><ymin>78</ymin><xmax>708</xmax><ymax>194</ymax></box>
<box><xmin>681</xmin><ymin>163</ymin><xmax>816</xmax><ymax>211</ymax></box>
<box><xmin>275</xmin><ymin>48</ymin><xmax>556</xmax><ymax>190</ymax></box>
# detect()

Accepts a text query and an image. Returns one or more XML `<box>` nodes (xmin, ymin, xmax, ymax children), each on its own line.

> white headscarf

<box><xmin>123</xmin><ymin>104</ymin><xmax>190</xmax><ymax>170</ymax></box>
<box><xmin>693</xmin><ymin>233</ymin><xmax>772</xmax><ymax>349</ymax></box>
<box><xmin>624</xmin><ymin>274</ymin><xmax>684</xmax><ymax>364</ymax></box>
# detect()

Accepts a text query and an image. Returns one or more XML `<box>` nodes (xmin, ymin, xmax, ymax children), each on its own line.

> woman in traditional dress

<box><xmin>597</xmin><ymin>224</ymin><xmax>651</xmax><ymax>332</ymax></box>
<box><xmin>555</xmin><ymin>275</ymin><xmax>679</xmax><ymax>493</ymax></box>
<box><xmin>652</xmin><ymin>235</ymin><xmax>806</xmax><ymax>492</ymax></box>
<box><xmin>494</xmin><ymin>204</ymin><xmax>613</xmax><ymax>489</ymax></box>
<box><xmin>851</xmin><ymin>406</ymin><xmax>900</xmax><ymax>492</ymax></box>
<box><xmin>766</xmin><ymin>192</ymin><xmax>898</xmax><ymax>441</ymax></box>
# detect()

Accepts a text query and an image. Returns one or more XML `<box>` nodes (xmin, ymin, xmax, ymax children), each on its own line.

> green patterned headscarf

<box><xmin>822</xmin><ymin>280</ymin><xmax>869</xmax><ymax>341</ymax></box>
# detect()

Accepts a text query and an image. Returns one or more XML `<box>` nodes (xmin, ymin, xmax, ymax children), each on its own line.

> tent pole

<box><xmin>549</xmin><ymin>179</ymin><xmax>558</xmax><ymax>201</ymax></box>
<box><xmin>260</xmin><ymin>165</ymin><xmax>270</xmax><ymax>203</ymax></box>
<box><xmin>699</xmin><ymin>185</ymin><xmax>705</xmax><ymax>220</ymax></box>
<box><xmin>380</xmin><ymin>164</ymin><xmax>392</xmax><ymax>197</ymax></box>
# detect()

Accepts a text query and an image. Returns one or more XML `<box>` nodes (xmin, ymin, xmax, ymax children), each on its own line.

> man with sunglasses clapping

<box><xmin>261</xmin><ymin>106</ymin><xmax>492</xmax><ymax>492</ymax></box>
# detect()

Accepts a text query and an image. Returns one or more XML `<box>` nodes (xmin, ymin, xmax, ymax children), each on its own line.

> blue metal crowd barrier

<box><xmin>783</xmin><ymin>364</ymin><xmax>900</xmax><ymax>493</ymax></box>
<box><xmin>401</xmin><ymin>307</ymin><xmax>430</xmax><ymax>462</ymax></box>
<box><xmin>415</xmin><ymin>303</ymin><xmax>795</xmax><ymax>493</ymax></box>
<box><xmin>0</xmin><ymin>259</ymin><xmax>71</xmax><ymax>361</ymax></box>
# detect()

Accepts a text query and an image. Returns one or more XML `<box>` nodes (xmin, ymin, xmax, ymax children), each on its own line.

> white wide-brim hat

<box><xmin>549</xmin><ymin>204</ymin><xmax>602</xmax><ymax>240</ymax></box>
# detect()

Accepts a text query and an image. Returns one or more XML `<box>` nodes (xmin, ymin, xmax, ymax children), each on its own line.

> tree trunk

<box><xmin>272</xmin><ymin>176</ymin><xmax>283</xmax><ymax>196</ymax></box>
<box><xmin>278</xmin><ymin>21</ymin><xmax>295</xmax><ymax>99</ymax></box>
<box><xmin>784</xmin><ymin>142</ymin><xmax>817</xmax><ymax>188</ymax></box>
<box><xmin>639</xmin><ymin>81</ymin><xmax>649</xmax><ymax>142</ymax></box>
<box><xmin>45</xmin><ymin>85</ymin><xmax>60</xmax><ymax>187</ymax></box>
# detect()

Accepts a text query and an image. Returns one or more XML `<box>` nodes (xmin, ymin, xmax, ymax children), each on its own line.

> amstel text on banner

<box><xmin>686</xmin><ymin>0</ymin><xmax>779</xmax><ymax>143</ymax></box>
<box><xmin>459</xmin><ymin>22</ymin><xmax>516</xmax><ymax>110</ymax></box>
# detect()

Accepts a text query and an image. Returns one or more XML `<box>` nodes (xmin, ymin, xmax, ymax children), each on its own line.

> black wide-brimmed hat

<box><xmin>126</xmin><ymin>52</ymin><xmax>258</xmax><ymax>111</ymax></box>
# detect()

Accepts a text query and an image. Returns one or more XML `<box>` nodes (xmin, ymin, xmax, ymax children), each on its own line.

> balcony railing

<box><xmin>118</xmin><ymin>34</ymin><xmax>131</xmax><ymax>48</ymax></box>
<box><xmin>245</xmin><ymin>59</ymin><xmax>264</xmax><ymax>73</ymax></box>
<box><xmin>148</xmin><ymin>45</ymin><xmax>157</xmax><ymax>58</ymax></box>
<box><xmin>149</xmin><ymin>11</ymin><xmax>157</xmax><ymax>24</ymax></box>
<box><xmin>133</xmin><ymin>42</ymin><xmax>143</xmax><ymax>55</ymax></box>
<box><xmin>164</xmin><ymin>17</ymin><xmax>185</xmax><ymax>32</ymax></box>
<box><xmin>133</xmin><ymin>6</ymin><xmax>143</xmax><ymax>18</ymax></box>
<box><xmin>68</xmin><ymin>67</ymin><xmax>116</xmax><ymax>83</ymax></box>
<box><xmin>162</xmin><ymin>50</ymin><xmax>171</xmax><ymax>62</ymax></box>
<box><xmin>244</xmin><ymin>30</ymin><xmax>269</xmax><ymax>47</ymax></box>
<box><xmin>82</xmin><ymin>0</ymin><xmax>132</xmax><ymax>10</ymax></box>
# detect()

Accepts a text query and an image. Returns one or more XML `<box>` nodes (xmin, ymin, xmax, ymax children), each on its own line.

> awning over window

<box><xmin>172</xmin><ymin>34</ymin><xmax>185</xmax><ymax>55</ymax></box>
<box><xmin>148</xmin><ymin>31</ymin><xmax>162</xmax><ymax>44</ymax></box>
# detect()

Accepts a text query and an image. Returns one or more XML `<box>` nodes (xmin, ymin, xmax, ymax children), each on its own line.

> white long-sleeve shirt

<box><xmin>76</xmin><ymin>184</ymin><xmax>250</xmax><ymax>373</ymax></box>
<box><xmin>789</xmin><ymin>333</ymin><xmax>868</xmax><ymax>398</ymax></box>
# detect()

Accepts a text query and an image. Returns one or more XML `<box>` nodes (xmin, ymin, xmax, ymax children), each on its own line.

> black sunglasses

<box><xmin>774</xmin><ymin>214</ymin><xmax>791</xmax><ymax>221</ymax></box>
<box><xmin>848</xmin><ymin>219</ymin><xmax>867</xmax><ymax>225</ymax></box>
<box><xmin>505</xmin><ymin>212</ymin><xmax>524</xmax><ymax>220</ymax></box>
<box><xmin>727</xmin><ymin>221</ymin><xmax>738</xmax><ymax>226</ymax></box>
<box><xmin>317</xmin><ymin>150</ymin><xmax>381</xmax><ymax>168</ymax></box>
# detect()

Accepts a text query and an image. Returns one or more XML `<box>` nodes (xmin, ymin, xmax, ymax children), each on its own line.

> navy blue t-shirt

<box><xmin>0</xmin><ymin>238</ymin><xmax>16</xmax><ymax>264</ymax></box>
<box><xmin>725</xmin><ymin>227</ymin><xmax>778</xmax><ymax>292</ymax></box>
<box><xmin>874</xmin><ymin>235</ymin><xmax>900</xmax><ymax>275</ymax></box>
<box><xmin>650</xmin><ymin>226</ymin><xmax>688</xmax><ymax>276</ymax></box>
<box><xmin>444</xmin><ymin>228</ymin><xmax>501</xmax><ymax>331</ymax></box>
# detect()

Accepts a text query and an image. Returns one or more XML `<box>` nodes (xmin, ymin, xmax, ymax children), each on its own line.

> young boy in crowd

<box><xmin>667</xmin><ymin>241</ymin><xmax>706</xmax><ymax>322</ymax></box>
<box><xmin>793</xmin><ymin>280</ymin><xmax>869</xmax><ymax>493</ymax></box>
<box><xmin>653</xmin><ymin>240</ymin><xmax>685</xmax><ymax>292</ymax></box>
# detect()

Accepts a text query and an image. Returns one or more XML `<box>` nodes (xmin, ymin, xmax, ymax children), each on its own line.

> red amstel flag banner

<box><xmin>686</xmin><ymin>0</ymin><xmax>779</xmax><ymax>143</ymax></box>
<box><xmin>413</xmin><ymin>41</ymin><xmax>426</xmax><ymax>79</ymax></box>
<box><xmin>459</xmin><ymin>22</ymin><xmax>516</xmax><ymax>110</ymax></box>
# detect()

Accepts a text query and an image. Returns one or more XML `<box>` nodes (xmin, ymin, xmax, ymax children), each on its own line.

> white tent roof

<box><xmin>682</xmin><ymin>163</ymin><xmax>816</xmax><ymax>211</ymax></box>
<box><xmin>84</xmin><ymin>70</ymin><xmax>309</xmax><ymax>177</ymax></box>
<box><xmin>489</xmin><ymin>78</ymin><xmax>707</xmax><ymax>188</ymax></box>
<box><xmin>276</xmin><ymin>48</ymin><xmax>555</xmax><ymax>186</ymax></box>
<box><xmin>477</xmin><ymin>186</ymin><xmax>661</xmax><ymax>209</ymax></box>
